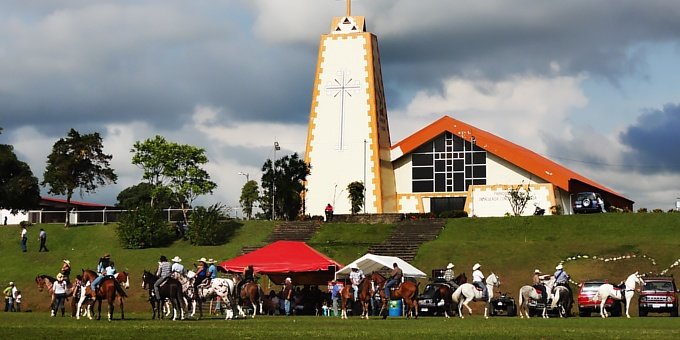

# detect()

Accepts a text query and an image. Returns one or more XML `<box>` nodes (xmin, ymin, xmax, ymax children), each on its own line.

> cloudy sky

<box><xmin>1</xmin><ymin>0</ymin><xmax>679</xmax><ymax>211</ymax></box>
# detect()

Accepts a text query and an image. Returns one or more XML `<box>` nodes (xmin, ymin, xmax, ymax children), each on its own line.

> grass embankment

<box><xmin>415</xmin><ymin>213</ymin><xmax>680</xmax><ymax>313</ymax></box>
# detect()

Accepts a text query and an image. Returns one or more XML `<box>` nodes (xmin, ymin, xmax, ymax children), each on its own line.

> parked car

<box><xmin>416</xmin><ymin>282</ymin><xmax>447</xmax><ymax>316</ymax></box>
<box><xmin>577</xmin><ymin>280</ymin><xmax>621</xmax><ymax>317</ymax></box>
<box><xmin>638</xmin><ymin>277</ymin><xmax>678</xmax><ymax>317</ymax></box>
<box><xmin>573</xmin><ymin>192</ymin><xmax>606</xmax><ymax>214</ymax></box>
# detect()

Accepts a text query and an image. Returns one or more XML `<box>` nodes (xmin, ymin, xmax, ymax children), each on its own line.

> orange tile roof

<box><xmin>391</xmin><ymin>116</ymin><xmax>630</xmax><ymax>201</ymax></box>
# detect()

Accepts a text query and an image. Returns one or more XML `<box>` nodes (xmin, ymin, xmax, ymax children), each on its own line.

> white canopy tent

<box><xmin>335</xmin><ymin>253</ymin><xmax>427</xmax><ymax>279</ymax></box>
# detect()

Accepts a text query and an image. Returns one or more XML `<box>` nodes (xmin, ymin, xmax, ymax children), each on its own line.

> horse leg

<box><xmin>119</xmin><ymin>296</ymin><xmax>124</xmax><ymax>320</ymax></box>
<box><xmin>108</xmin><ymin>299</ymin><xmax>113</xmax><ymax>322</ymax></box>
<box><xmin>625</xmin><ymin>293</ymin><xmax>631</xmax><ymax>318</ymax></box>
<box><xmin>600</xmin><ymin>299</ymin><xmax>607</xmax><ymax>318</ymax></box>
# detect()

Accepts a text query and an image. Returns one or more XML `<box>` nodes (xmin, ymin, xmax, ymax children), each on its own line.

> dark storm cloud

<box><xmin>620</xmin><ymin>103</ymin><xmax>680</xmax><ymax>173</ymax></box>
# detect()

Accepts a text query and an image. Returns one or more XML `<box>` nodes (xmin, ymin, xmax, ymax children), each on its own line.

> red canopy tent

<box><xmin>219</xmin><ymin>240</ymin><xmax>343</xmax><ymax>285</ymax></box>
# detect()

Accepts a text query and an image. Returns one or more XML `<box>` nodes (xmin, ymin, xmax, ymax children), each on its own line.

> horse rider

<box><xmin>444</xmin><ymin>262</ymin><xmax>459</xmax><ymax>288</ymax></box>
<box><xmin>154</xmin><ymin>256</ymin><xmax>172</xmax><ymax>300</ymax></box>
<box><xmin>61</xmin><ymin>259</ymin><xmax>72</xmax><ymax>284</ymax></box>
<box><xmin>384</xmin><ymin>263</ymin><xmax>403</xmax><ymax>300</ymax></box>
<box><xmin>349</xmin><ymin>264</ymin><xmax>365</xmax><ymax>301</ymax></box>
<box><xmin>553</xmin><ymin>264</ymin><xmax>571</xmax><ymax>294</ymax></box>
<box><xmin>532</xmin><ymin>269</ymin><xmax>548</xmax><ymax>303</ymax></box>
<box><xmin>170</xmin><ymin>256</ymin><xmax>185</xmax><ymax>279</ymax></box>
<box><xmin>194</xmin><ymin>258</ymin><xmax>209</xmax><ymax>292</ymax></box>
<box><xmin>97</xmin><ymin>253</ymin><xmax>111</xmax><ymax>275</ymax></box>
<box><xmin>207</xmin><ymin>259</ymin><xmax>218</xmax><ymax>281</ymax></box>
<box><xmin>236</xmin><ymin>265</ymin><xmax>255</xmax><ymax>302</ymax></box>
<box><xmin>91</xmin><ymin>261</ymin><xmax>116</xmax><ymax>296</ymax></box>
<box><xmin>472</xmin><ymin>263</ymin><xmax>488</xmax><ymax>299</ymax></box>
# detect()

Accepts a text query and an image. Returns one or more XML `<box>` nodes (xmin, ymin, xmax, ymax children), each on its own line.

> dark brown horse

<box><xmin>434</xmin><ymin>272</ymin><xmax>467</xmax><ymax>318</ymax></box>
<box><xmin>340</xmin><ymin>277</ymin><xmax>373</xmax><ymax>319</ymax></box>
<box><xmin>78</xmin><ymin>269</ymin><xmax>127</xmax><ymax>320</ymax></box>
<box><xmin>85</xmin><ymin>276</ymin><xmax>127</xmax><ymax>321</ymax></box>
<box><xmin>237</xmin><ymin>281</ymin><xmax>264</xmax><ymax>318</ymax></box>
<box><xmin>371</xmin><ymin>272</ymin><xmax>420</xmax><ymax>319</ymax></box>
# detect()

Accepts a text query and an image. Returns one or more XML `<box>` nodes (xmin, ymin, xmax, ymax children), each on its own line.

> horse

<box><xmin>371</xmin><ymin>272</ymin><xmax>420</xmax><ymax>319</ymax></box>
<box><xmin>85</xmin><ymin>276</ymin><xmax>127</xmax><ymax>321</ymax></box>
<box><xmin>35</xmin><ymin>274</ymin><xmax>56</xmax><ymax>307</ymax></box>
<box><xmin>518</xmin><ymin>277</ymin><xmax>555</xmax><ymax>319</ymax></box>
<box><xmin>340</xmin><ymin>277</ymin><xmax>373</xmax><ymax>319</ymax></box>
<box><xmin>194</xmin><ymin>277</ymin><xmax>237</xmax><ymax>320</ymax></box>
<box><xmin>141</xmin><ymin>271</ymin><xmax>184</xmax><ymax>321</ymax></box>
<box><xmin>591</xmin><ymin>272</ymin><xmax>644</xmax><ymax>318</ymax></box>
<box><xmin>237</xmin><ymin>281</ymin><xmax>264</xmax><ymax>318</ymax></box>
<box><xmin>76</xmin><ymin>269</ymin><xmax>127</xmax><ymax>320</ymax></box>
<box><xmin>433</xmin><ymin>272</ymin><xmax>467</xmax><ymax>318</ymax></box>
<box><xmin>550</xmin><ymin>285</ymin><xmax>573</xmax><ymax>318</ymax></box>
<box><xmin>451</xmin><ymin>273</ymin><xmax>500</xmax><ymax>319</ymax></box>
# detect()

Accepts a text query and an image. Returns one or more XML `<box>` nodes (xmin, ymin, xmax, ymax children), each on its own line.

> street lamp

<box><xmin>238</xmin><ymin>172</ymin><xmax>249</xmax><ymax>182</ymax></box>
<box><xmin>272</xmin><ymin>141</ymin><xmax>281</xmax><ymax>220</ymax></box>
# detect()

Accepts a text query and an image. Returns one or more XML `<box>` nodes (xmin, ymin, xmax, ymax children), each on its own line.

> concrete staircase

<box><xmin>367</xmin><ymin>218</ymin><xmax>445</xmax><ymax>263</ymax></box>
<box><xmin>240</xmin><ymin>220</ymin><xmax>322</xmax><ymax>254</ymax></box>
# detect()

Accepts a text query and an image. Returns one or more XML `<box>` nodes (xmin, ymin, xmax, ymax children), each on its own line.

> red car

<box><xmin>577</xmin><ymin>280</ymin><xmax>621</xmax><ymax>317</ymax></box>
<box><xmin>638</xmin><ymin>277</ymin><xmax>678</xmax><ymax>317</ymax></box>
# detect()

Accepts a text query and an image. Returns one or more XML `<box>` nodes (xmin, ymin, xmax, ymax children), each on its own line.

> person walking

<box><xmin>51</xmin><ymin>273</ymin><xmax>68</xmax><ymax>317</ymax></box>
<box><xmin>38</xmin><ymin>228</ymin><xmax>48</xmax><ymax>252</ymax></box>
<box><xmin>20</xmin><ymin>225</ymin><xmax>27</xmax><ymax>252</ymax></box>
<box><xmin>283</xmin><ymin>277</ymin><xmax>293</xmax><ymax>316</ymax></box>
<box><xmin>330</xmin><ymin>280</ymin><xmax>341</xmax><ymax>317</ymax></box>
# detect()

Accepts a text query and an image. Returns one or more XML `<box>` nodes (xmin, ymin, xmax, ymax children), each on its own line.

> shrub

<box><xmin>637</xmin><ymin>208</ymin><xmax>648</xmax><ymax>213</ymax></box>
<box><xmin>550</xmin><ymin>205</ymin><xmax>563</xmax><ymax>215</ymax></box>
<box><xmin>438</xmin><ymin>210</ymin><xmax>468</xmax><ymax>218</ymax></box>
<box><xmin>116</xmin><ymin>204</ymin><xmax>174</xmax><ymax>249</ymax></box>
<box><xmin>19</xmin><ymin>221</ymin><xmax>32</xmax><ymax>228</ymax></box>
<box><xmin>187</xmin><ymin>204</ymin><xmax>239</xmax><ymax>246</ymax></box>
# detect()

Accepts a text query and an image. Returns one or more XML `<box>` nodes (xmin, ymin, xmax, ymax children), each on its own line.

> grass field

<box><xmin>1</xmin><ymin>212</ymin><xmax>679</xmax><ymax>317</ymax></box>
<box><xmin>0</xmin><ymin>313</ymin><xmax>679</xmax><ymax>339</ymax></box>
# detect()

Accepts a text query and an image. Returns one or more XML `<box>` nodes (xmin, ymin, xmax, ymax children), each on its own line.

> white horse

<box><xmin>196</xmin><ymin>277</ymin><xmax>237</xmax><ymax>320</ymax></box>
<box><xmin>518</xmin><ymin>277</ymin><xmax>556</xmax><ymax>318</ymax></box>
<box><xmin>591</xmin><ymin>272</ymin><xmax>644</xmax><ymax>318</ymax></box>
<box><xmin>451</xmin><ymin>273</ymin><xmax>500</xmax><ymax>319</ymax></box>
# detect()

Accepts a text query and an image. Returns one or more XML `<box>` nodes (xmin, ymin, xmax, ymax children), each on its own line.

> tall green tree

<box><xmin>42</xmin><ymin>129</ymin><xmax>117</xmax><ymax>226</ymax></box>
<box><xmin>116</xmin><ymin>182</ymin><xmax>175</xmax><ymax>210</ymax></box>
<box><xmin>260</xmin><ymin>153</ymin><xmax>310</xmax><ymax>221</ymax></box>
<box><xmin>239</xmin><ymin>180</ymin><xmax>259</xmax><ymax>220</ymax></box>
<box><xmin>131</xmin><ymin>136</ymin><xmax>217</xmax><ymax>223</ymax></box>
<box><xmin>347</xmin><ymin>181</ymin><xmax>365</xmax><ymax>215</ymax></box>
<box><xmin>0</xmin><ymin>128</ymin><xmax>40</xmax><ymax>213</ymax></box>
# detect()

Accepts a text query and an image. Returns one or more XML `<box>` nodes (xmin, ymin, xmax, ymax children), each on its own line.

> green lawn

<box><xmin>0</xmin><ymin>313</ymin><xmax>678</xmax><ymax>339</ymax></box>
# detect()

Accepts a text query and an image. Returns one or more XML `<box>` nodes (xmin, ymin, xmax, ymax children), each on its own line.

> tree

<box><xmin>116</xmin><ymin>204</ymin><xmax>173</xmax><ymax>249</ymax></box>
<box><xmin>346</xmin><ymin>181</ymin><xmax>365</xmax><ymax>215</ymax></box>
<box><xmin>506</xmin><ymin>183</ymin><xmax>532</xmax><ymax>216</ymax></box>
<box><xmin>260</xmin><ymin>153</ymin><xmax>310</xmax><ymax>221</ymax></box>
<box><xmin>0</xmin><ymin>130</ymin><xmax>40</xmax><ymax>213</ymax></box>
<box><xmin>239</xmin><ymin>180</ymin><xmax>259</xmax><ymax>220</ymax></box>
<box><xmin>116</xmin><ymin>182</ymin><xmax>175</xmax><ymax>210</ymax></box>
<box><xmin>131</xmin><ymin>136</ymin><xmax>217</xmax><ymax>223</ymax></box>
<box><xmin>187</xmin><ymin>204</ymin><xmax>238</xmax><ymax>245</ymax></box>
<box><xmin>42</xmin><ymin>129</ymin><xmax>117</xmax><ymax>226</ymax></box>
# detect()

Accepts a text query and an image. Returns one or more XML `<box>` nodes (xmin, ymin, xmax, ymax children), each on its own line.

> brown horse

<box><xmin>340</xmin><ymin>277</ymin><xmax>373</xmax><ymax>319</ymax></box>
<box><xmin>86</xmin><ymin>276</ymin><xmax>127</xmax><ymax>321</ymax></box>
<box><xmin>371</xmin><ymin>272</ymin><xmax>419</xmax><ymax>319</ymax></box>
<box><xmin>434</xmin><ymin>272</ymin><xmax>467</xmax><ymax>318</ymax></box>
<box><xmin>78</xmin><ymin>269</ymin><xmax>127</xmax><ymax>320</ymax></box>
<box><xmin>35</xmin><ymin>275</ymin><xmax>57</xmax><ymax>308</ymax></box>
<box><xmin>237</xmin><ymin>281</ymin><xmax>264</xmax><ymax>318</ymax></box>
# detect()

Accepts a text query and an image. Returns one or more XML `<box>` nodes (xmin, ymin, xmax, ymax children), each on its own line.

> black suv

<box><xmin>638</xmin><ymin>277</ymin><xmax>678</xmax><ymax>317</ymax></box>
<box><xmin>573</xmin><ymin>192</ymin><xmax>605</xmax><ymax>214</ymax></box>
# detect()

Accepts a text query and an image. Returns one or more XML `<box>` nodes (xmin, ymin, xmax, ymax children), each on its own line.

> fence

<box><xmin>27</xmin><ymin>208</ymin><xmax>193</xmax><ymax>225</ymax></box>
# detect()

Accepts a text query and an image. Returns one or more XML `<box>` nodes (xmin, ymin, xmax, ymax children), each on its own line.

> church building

<box><xmin>304</xmin><ymin>4</ymin><xmax>633</xmax><ymax>217</ymax></box>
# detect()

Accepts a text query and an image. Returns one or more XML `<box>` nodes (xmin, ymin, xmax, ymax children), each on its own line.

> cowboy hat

<box><xmin>171</xmin><ymin>256</ymin><xmax>182</xmax><ymax>263</ymax></box>
<box><xmin>56</xmin><ymin>273</ymin><xmax>64</xmax><ymax>280</ymax></box>
<box><xmin>534</xmin><ymin>269</ymin><xmax>541</xmax><ymax>273</ymax></box>
<box><xmin>63</xmin><ymin>259</ymin><xmax>70</xmax><ymax>265</ymax></box>
<box><xmin>350</xmin><ymin>264</ymin><xmax>358</xmax><ymax>270</ymax></box>
<box><xmin>198</xmin><ymin>257</ymin><xmax>208</xmax><ymax>263</ymax></box>
<box><xmin>9</xmin><ymin>282</ymin><xmax>14</xmax><ymax>286</ymax></box>
<box><xmin>285</xmin><ymin>277</ymin><xmax>292</xmax><ymax>282</ymax></box>
<box><xmin>447</xmin><ymin>263</ymin><xmax>454</xmax><ymax>269</ymax></box>
<box><xmin>207</xmin><ymin>258</ymin><xmax>216</xmax><ymax>264</ymax></box>
<box><xmin>472</xmin><ymin>263</ymin><xmax>481</xmax><ymax>270</ymax></box>
<box><xmin>555</xmin><ymin>264</ymin><xmax>563</xmax><ymax>270</ymax></box>
<box><xmin>103</xmin><ymin>253</ymin><xmax>111</xmax><ymax>258</ymax></box>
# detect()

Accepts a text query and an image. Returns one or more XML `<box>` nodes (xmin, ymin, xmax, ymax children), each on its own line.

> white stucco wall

<box><xmin>0</xmin><ymin>210</ymin><xmax>28</xmax><ymax>225</ymax></box>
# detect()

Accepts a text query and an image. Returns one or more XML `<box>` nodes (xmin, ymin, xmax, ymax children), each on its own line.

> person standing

<box><xmin>61</xmin><ymin>260</ymin><xmax>71</xmax><ymax>283</ymax></box>
<box><xmin>38</xmin><ymin>228</ymin><xmax>48</xmax><ymax>252</ymax></box>
<box><xmin>13</xmin><ymin>290</ymin><xmax>21</xmax><ymax>313</ymax></box>
<box><xmin>283</xmin><ymin>277</ymin><xmax>293</xmax><ymax>316</ymax></box>
<box><xmin>3</xmin><ymin>283</ymin><xmax>13</xmax><ymax>312</ymax></box>
<box><xmin>330</xmin><ymin>280</ymin><xmax>341</xmax><ymax>317</ymax></box>
<box><xmin>384</xmin><ymin>263</ymin><xmax>403</xmax><ymax>300</ymax></box>
<box><xmin>324</xmin><ymin>203</ymin><xmax>334</xmax><ymax>222</ymax></box>
<box><xmin>51</xmin><ymin>273</ymin><xmax>68</xmax><ymax>317</ymax></box>
<box><xmin>20</xmin><ymin>225</ymin><xmax>27</xmax><ymax>252</ymax></box>
<box><xmin>154</xmin><ymin>256</ymin><xmax>172</xmax><ymax>300</ymax></box>
<box><xmin>472</xmin><ymin>263</ymin><xmax>487</xmax><ymax>299</ymax></box>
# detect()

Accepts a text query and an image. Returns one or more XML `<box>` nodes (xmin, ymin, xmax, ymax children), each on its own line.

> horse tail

<box><xmin>451</xmin><ymin>285</ymin><xmax>463</xmax><ymax>304</ymax></box>
<box><xmin>114</xmin><ymin>279</ymin><xmax>128</xmax><ymax>298</ymax></box>
<box><xmin>551</xmin><ymin>289</ymin><xmax>560</xmax><ymax>309</ymax></box>
<box><xmin>518</xmin><ymin>287</ymin><xmax>524</xmax><ymax>307</ymax></box>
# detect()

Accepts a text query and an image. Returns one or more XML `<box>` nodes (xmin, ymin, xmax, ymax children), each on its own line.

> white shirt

<box><xmin>349</xmin><ymin>270</ymin><xmax>364</xmax><ymax>286</ymax></box>
<box><xmin>472</xmin><ymin>269</ymin><xmax>484</xmax><ymax>283</ymax></box>
<box><xmin>171</xmin><ymin>262</ymin><xmax>185</xmax><ymax>274</ymax></box>
<box><xmin>21</xmin><ymin>228</ymin><xmax>27</xmax><ymax>238</ymax></box>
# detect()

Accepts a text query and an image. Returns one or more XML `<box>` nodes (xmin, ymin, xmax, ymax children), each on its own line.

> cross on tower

<box><xmin>346</xmin><ymin>0</ymin><xmax>352</xmax><ymax>17</ymax></box>
<box><xmin>326</xmin><ymin>70</ymin><xmax>361</xmax><ymax>149</ymax></box>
